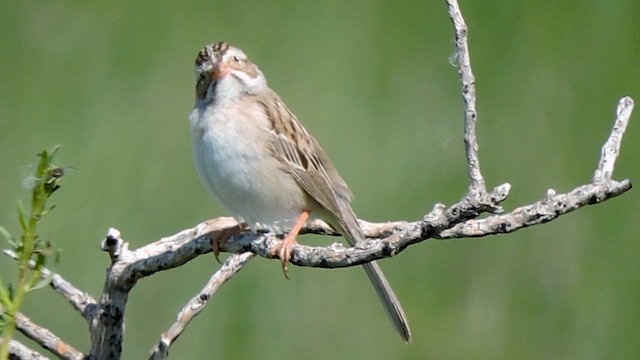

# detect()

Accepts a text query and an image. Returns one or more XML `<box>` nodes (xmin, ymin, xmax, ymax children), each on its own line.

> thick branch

<box><xmin>100</xmin><ymin>171</ymin><xmax>630</xmax><ymax>275</ymax></box>
<box><xmin>234</xmin><ymin>183</ymin><xmax>630</xmax><ymax>268</ymax></box>
<box><xmin>89</xmin><ymin>228</ymin><xmax>130</xmax><ymax>360</ymax></box>
<box><xmin>89</xmin><ymin>220</ymin><xmax>245</xmax><ymax>359</ymax></box>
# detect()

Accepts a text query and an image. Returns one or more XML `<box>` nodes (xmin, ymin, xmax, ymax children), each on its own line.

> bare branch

<box><xmin>438</xmin><ymin>181</ymin><xmax>630</xmax><ymax>239</ymax></box>
<box><xmin>447</xmin><ymin>0</ymin><xmax>483</xmax><ymax>191</ymax></box>
<box><xmin>446</xmin><ymin>0</ymin><xmax>510</xmax><ymax>215</ymax></box>
<box><xmin>236</xmin><ymin>184</ymin><xmax>631</xmax><ymax>269</ymax></box>
<box><xmin>148</xmin><ymin>252</ymin><xmax>255</xmax><ymax>360</ymax></box>
<box><xmin>0</xmin><ymin>338</ymin><xmax>48</xmax><ymax>360</ymax></box>
<box><xmin>15</xmin><ymin>313</ymin><xmax>84</xmax><ymax>360</ymax></box>
<box><xmin>0</xmin><ymin>304</ymin><xmax>83</xmax><ymax>360</ymax></box>
<box><xmin>100</xmin><ymin>124</ymin><xmax>630</xmax><ymax>272</ymax></box>
<box><xmin>89</xmin><ymin>91</ymin><xmax>633</xmax><ymax>277</ymax></box>
<box><xmin>2</xmin><ymin>250</ymin><xmax>97</xmax><ymax>322</ymax></box>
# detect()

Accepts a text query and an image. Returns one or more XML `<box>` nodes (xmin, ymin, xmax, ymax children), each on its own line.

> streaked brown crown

<box><xmin>195</xmin><ymin>42</ymin><xmax>231</xmax><ymax>67</ymax></box>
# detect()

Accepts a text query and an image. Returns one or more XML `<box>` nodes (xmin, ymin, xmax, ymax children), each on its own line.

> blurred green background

<box><xmin>1</xmin><ymin>0</ymin><xmax>639</xmax><ymax>359</ymax></box>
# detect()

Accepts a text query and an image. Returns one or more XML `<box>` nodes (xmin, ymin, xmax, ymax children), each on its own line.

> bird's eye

<box><xmin>233</xmin><ymin>55</ymin><xmax>242</xmax><ymax>63</ymax></box>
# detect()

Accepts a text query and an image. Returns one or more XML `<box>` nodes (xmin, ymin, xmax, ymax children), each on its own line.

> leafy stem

<box><xmin>0</xmin><ymin>147</ymin><xmax>63</xmax><ymax>359</ymax></box>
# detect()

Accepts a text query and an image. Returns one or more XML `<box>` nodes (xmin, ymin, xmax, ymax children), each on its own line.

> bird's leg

<box><xmin>278</xmin><ymin>209</ymin><xmax>310</xmax><ymax>278</ymax></box>
<box><xmin>211</xmin><ymin>223</ymin><xmax>245</xmax><ymax>263</ymax></box>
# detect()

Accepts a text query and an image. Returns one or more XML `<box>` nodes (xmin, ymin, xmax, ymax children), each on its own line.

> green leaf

<box><xmin>52</xmin><ymin>247</ymin><xmax>62</xmax><ymax>264</ymax></box>
<box><xmin>6</xmin><ymin>283</ymin><xmax>13</xmax><ymax>302</ymax></box>
<box><xmin>48</xmin><ymin>145</ymin><xmax>60</xmax><ymax>161</ymax></box>
<box><xmin>0</xmin><ymin>316</ymin><xmax>7</xmax><ymax>333</ymax></box>
<box><xmin>0</xmin><ymin>226</ymin><xmax>17</xmax><ymax>250</ymax></box>
<box><xmin>40</xmin><ymin>204</ymin><xmax>58</xmax><ymax>217</ymax></box>
<box><xmin>17</xmin><ymin>202</ymin><xmax>27</xmax><ymax>232</ymax></box>
<box><xmin>0</xmin><ymin>276</ymin><xmax>12</xmax><ymax>308</ymax></box>
<box><xmin>33</xmin><ymin>251</ymin><xmax>46</xmax><ymax>270</ymax></box>
<box><xmin>27</xmin><ymin>273</ymin><xmax>53</xmax><ymax>293</ymax></box>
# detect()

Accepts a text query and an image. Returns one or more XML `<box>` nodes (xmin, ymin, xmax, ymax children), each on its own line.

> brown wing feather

<box><xmin>254</xmin><ymin>90</ymin><xmax>359</xmax><ymax>237</ymax></box>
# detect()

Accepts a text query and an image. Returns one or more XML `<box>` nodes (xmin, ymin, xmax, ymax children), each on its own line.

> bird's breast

<box><xmin>189</xmin><ymin>102</ymin><xmax>308</xmax><ymax>232</ymax></box>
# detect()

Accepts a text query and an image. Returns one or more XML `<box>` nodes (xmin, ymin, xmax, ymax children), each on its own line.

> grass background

<box><xmin>1</xmin><ymin>0</ymin><xmax>639</xmax><ymax>359</ymax></box>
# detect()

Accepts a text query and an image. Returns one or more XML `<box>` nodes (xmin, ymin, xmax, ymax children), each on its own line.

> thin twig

<box><xmin>2</xmin><ymin>250</ymin><xmax>97</xmax><ymax>322</ymax></box>
<box><xmin>594</xmin><ymin>96</ymin><xmax>634</xmax><ymax>183</ymax></box>
<box><xmin>15</xmin><ymin>312</ymin><xmax>84</xmax><ymax>360</ymax></box>
<box><xmin>148</xmin><ymin>252</ymin><xmax>255</xmax><ymax>360</ymax></box>
<box><xmin>447</xmin><ymin>0</ymin><xmax>484</xmax><ymax>193</ymax></box>
<box><xmin>0</xmin><ymin>338</ymin><xmax>49</xmax><ymax>360</ymax></box>
<box><xmin>0</xmin><ymin>304</ymin><xmax>83</xmax><ymax>360</ymax></box>
<box><xmin>446</xmin><ymin>0</ymin><xmax>509</xmax><ymax>214</ymax></box>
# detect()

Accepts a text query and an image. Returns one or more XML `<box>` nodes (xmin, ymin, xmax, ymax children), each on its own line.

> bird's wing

<box><xmin>255</xmin><ymin>90</ymin><xmax>363</xmax><ymax>242</ymax></box>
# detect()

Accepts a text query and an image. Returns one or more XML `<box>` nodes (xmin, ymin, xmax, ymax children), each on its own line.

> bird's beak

<box><xmin>212</xmin><ymin>62</ymin><xmax>230</xmax><ymax>80</ymax></box>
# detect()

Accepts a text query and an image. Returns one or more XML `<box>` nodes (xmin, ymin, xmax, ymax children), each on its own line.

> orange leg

<box><xmin>278</xmin><ymin>210</ymin><xmax>310</xmax><ymax>278</ymax></box>
<box><xmin>211</xmin><ymin>224</ymin><xmax>244</xmax><ymax>263</ymax></box>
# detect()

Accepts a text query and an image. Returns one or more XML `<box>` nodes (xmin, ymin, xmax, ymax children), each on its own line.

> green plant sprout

<box><xmin>0</xmin><ymin>147</ymin><xmax>64</xmax><ymax>358</ymax></box>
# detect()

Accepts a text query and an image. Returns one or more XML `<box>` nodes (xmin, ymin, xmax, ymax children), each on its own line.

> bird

<box><xmin>189</xmin><ymin>41</ymin><xmax>411</xmax><ymax>342</ymax></box>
